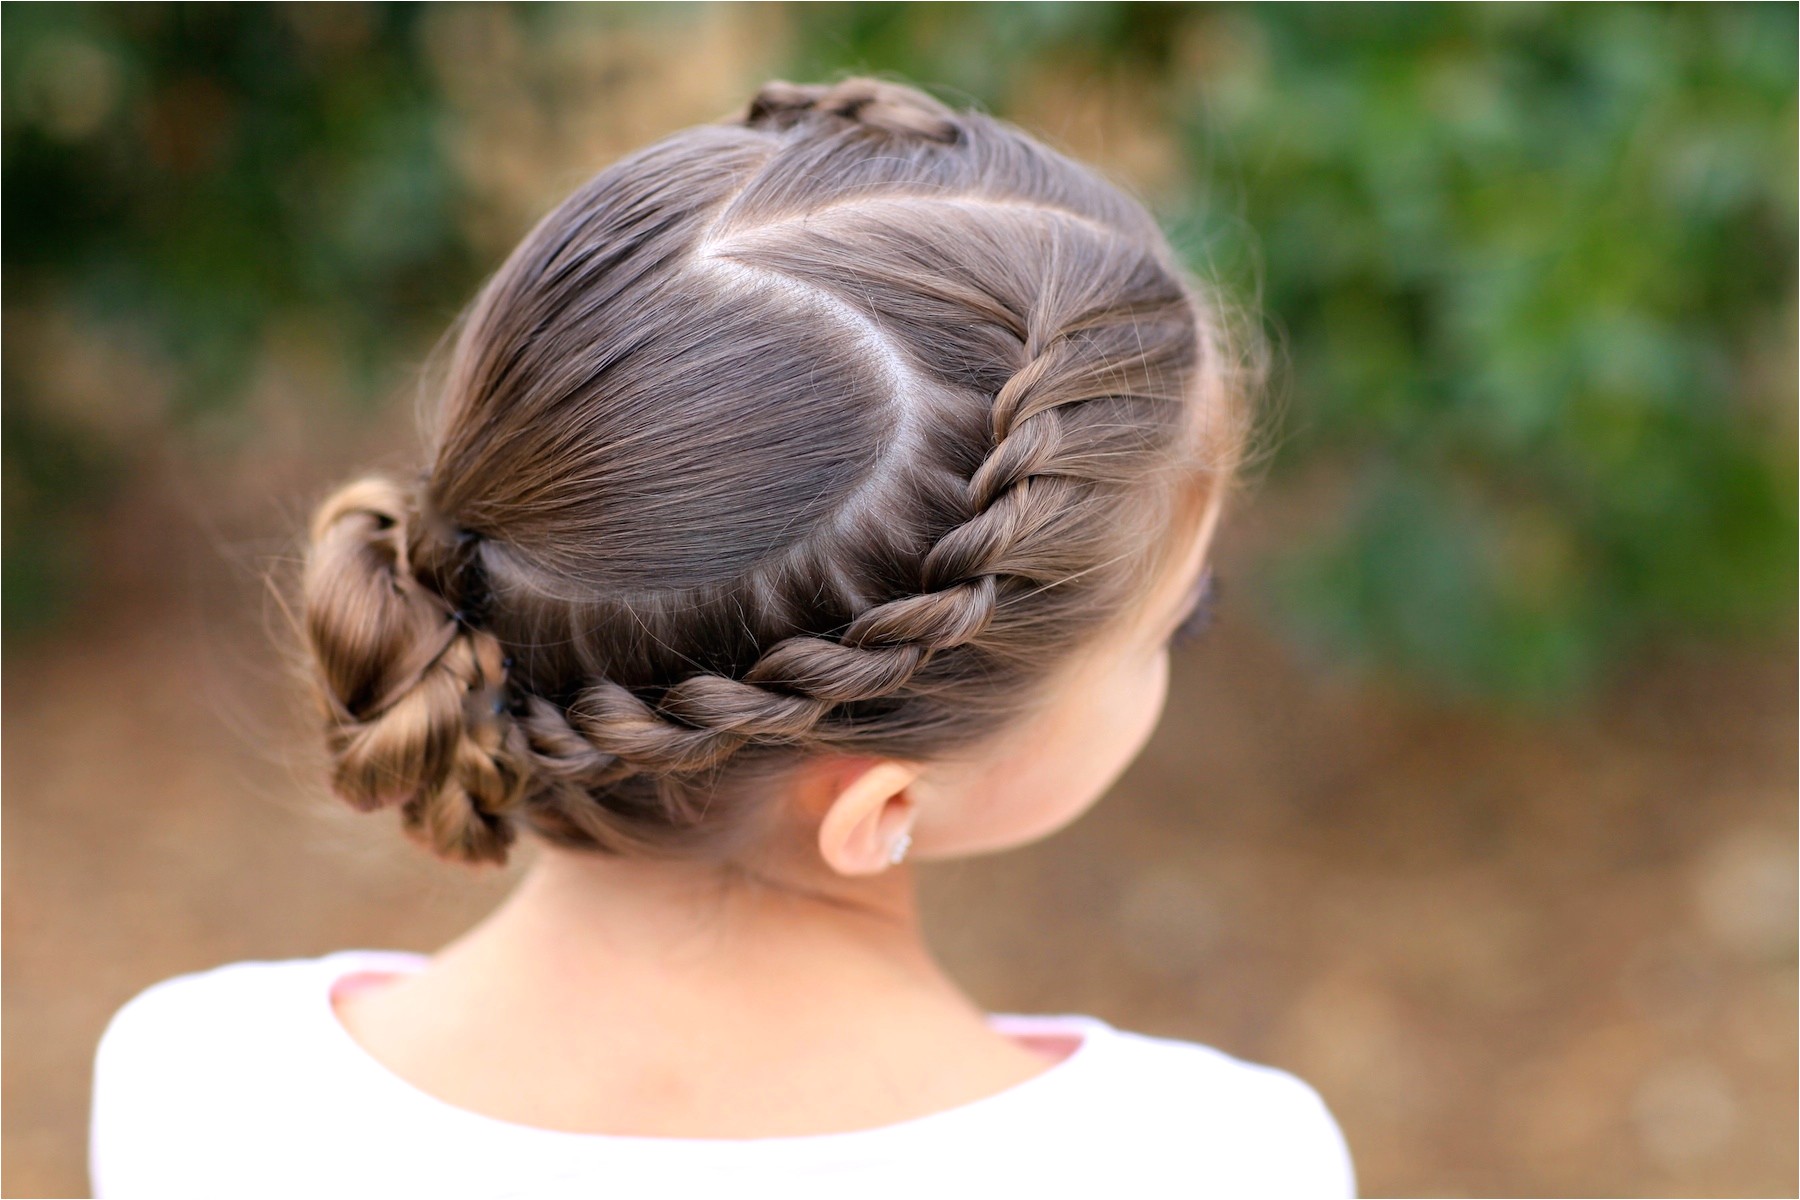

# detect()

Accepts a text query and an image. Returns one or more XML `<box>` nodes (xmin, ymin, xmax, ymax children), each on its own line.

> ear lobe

<box><xmin>816</xmin><ymin>760</ymin><xmax>921</xmax><ymax>876</ymax></box>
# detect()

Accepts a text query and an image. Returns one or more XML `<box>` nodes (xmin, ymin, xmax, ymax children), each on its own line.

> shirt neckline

<box><xmin>310</xmin><ymin>947</ymin><xmax>1114</xmax><ymax>1160</ymax></box>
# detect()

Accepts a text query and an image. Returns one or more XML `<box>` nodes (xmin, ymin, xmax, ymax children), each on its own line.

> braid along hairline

<box><xmin>497</xmin><ymin>123</ymin><xmax>1211</xmax><ymax>781</ymax></box>
<box><xmin>530</xmin><ymin>320</ymin><xmax>1162</xmax><ymax>780</ymax></box>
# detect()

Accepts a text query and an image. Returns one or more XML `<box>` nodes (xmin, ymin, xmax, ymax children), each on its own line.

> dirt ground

<box><xmin>4</xmin><ymin>445</ymin><xmax>1795</xmax><ymax>1198</ymax></box>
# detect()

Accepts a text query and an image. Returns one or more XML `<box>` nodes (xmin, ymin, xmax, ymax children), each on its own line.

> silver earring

<box><xmin>887</xmin><ymin>830</ymin><xmax>913</xmax><ymax>866</ymax></box>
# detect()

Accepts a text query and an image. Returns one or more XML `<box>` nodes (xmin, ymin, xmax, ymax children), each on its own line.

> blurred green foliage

<box><xmin>3</xmin><ymin>2</ymin><xmax>476</xmax><ymax>626</ymax></box>
<box><xmin>1186</xmin><ymin>5</ymin><xmax>1798</xmax><ymax>700</ymax></box>
<box><xmin>4</xmin><ymin>2</ymin><xmax>1794</xmax><ymax>703</ymax></box>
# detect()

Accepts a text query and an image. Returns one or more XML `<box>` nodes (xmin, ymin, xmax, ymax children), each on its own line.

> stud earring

<box><xmin>888</xmin><ymin>830</ymin><xmax>913</xmax><ymax>866</ymax></box>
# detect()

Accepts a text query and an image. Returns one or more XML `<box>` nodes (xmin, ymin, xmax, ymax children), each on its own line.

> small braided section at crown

<box><xmin>739</xmin><ymin>78</ymin><xmax>963</xmax><ymax>145</ymax></box>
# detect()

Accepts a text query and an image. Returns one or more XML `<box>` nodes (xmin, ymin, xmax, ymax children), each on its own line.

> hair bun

<box><xmin>740</xmin><ymin>77</ymin><xmax>963</xmax><ymax>145</ymax></box>
<box><xmin>302</xmin><ymin>473</ymin><xmax>525</xmax><ymax>865</ymax></box>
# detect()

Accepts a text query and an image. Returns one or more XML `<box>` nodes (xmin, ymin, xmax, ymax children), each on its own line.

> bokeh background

<box><xmin>4</xmin><ymin>4</ymin><xmax>1794</xmax><ymax>1196</ymax></box>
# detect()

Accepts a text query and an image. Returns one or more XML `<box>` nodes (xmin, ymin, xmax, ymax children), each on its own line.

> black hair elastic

<box><xmin>436</xmin><ymin>521</ymin><xmax>495</xmax><ymax>630</ymax></box>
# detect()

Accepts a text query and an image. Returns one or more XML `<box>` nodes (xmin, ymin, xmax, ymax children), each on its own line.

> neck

<box><xmin>342</xmin><ymin>836</ymin><xmax>1068</xmax><ymax>1138</ymax></box>
<box><xmin>419</xmin><ymin>836</ymin><xmax>983</xmax><ymax>1038</ymax></box>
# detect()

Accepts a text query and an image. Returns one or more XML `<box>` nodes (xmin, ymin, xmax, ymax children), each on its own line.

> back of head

<box><xmin>298</xmin><ymin>76</ymin><xmax>1250</xmax><ymax>867</ymax></box>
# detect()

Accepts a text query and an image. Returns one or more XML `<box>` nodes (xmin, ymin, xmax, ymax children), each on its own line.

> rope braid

<box><xmin>296</xmin><ymin>74</ymin><xmax>1235</xmax><ymax>865</ymax></box>
<box><xmin>524</xmin><ymin>325</ymin><xmax>1101</xmax><ymax>788</ymax></box>
<box><xmin>532</xmin><ymin>367</ymin><xmax>1058</xmax><ymax>784</ymax></box>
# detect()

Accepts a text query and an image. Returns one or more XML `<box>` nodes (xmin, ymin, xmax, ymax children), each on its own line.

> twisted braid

<box><xmin>519</xmin><ymin>326</ymin><xmax>1098</xmax><ymax>784</ymax></box>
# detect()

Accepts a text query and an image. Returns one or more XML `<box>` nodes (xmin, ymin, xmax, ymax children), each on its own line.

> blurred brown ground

<box><xmin>3</xmin><ymin>400</ymin><xmax>1794</xmax><ymax>1197</ymax></box>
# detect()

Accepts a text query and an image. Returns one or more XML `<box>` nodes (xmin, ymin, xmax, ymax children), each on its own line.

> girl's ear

<box><xmin>816</xmin><ymin>760</ymin><xmax>922</xmax><ymax>876</ymax></box>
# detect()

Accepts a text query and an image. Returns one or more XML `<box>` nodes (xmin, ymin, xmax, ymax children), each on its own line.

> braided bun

<box><xmin>302</xmin><ymin>476</ymin><xmax>525</xmax><ymax>865</ymax></box>
<box><xmin>293</xmin><ymin>76</ymin><xmax>1250</xmax><ymax>866</ymax></box>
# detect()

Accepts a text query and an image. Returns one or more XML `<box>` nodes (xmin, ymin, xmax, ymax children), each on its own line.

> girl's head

<box><xmin>298</xmin><ymin>77</ymin><xmax>1250</xmax><ymax>873</ymax></box>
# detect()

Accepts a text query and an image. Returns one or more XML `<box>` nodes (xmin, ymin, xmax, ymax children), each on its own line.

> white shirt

<box><xmin>89</xmin><ymin>948</ymin><xmax>1356</xmax><ymax>1199</ymax></box>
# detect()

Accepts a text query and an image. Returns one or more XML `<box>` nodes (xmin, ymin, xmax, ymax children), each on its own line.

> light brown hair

<box><xmin>297</xmin><ymin>76</ymin><xmax>1251</xmax><ymax>867</ymax></box>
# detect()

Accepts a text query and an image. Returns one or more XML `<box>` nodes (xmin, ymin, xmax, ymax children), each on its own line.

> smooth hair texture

<box><xmin>295</xmin><ymin>76</ymin><xmax>1253</xmax><ymax>866</ymax></box>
